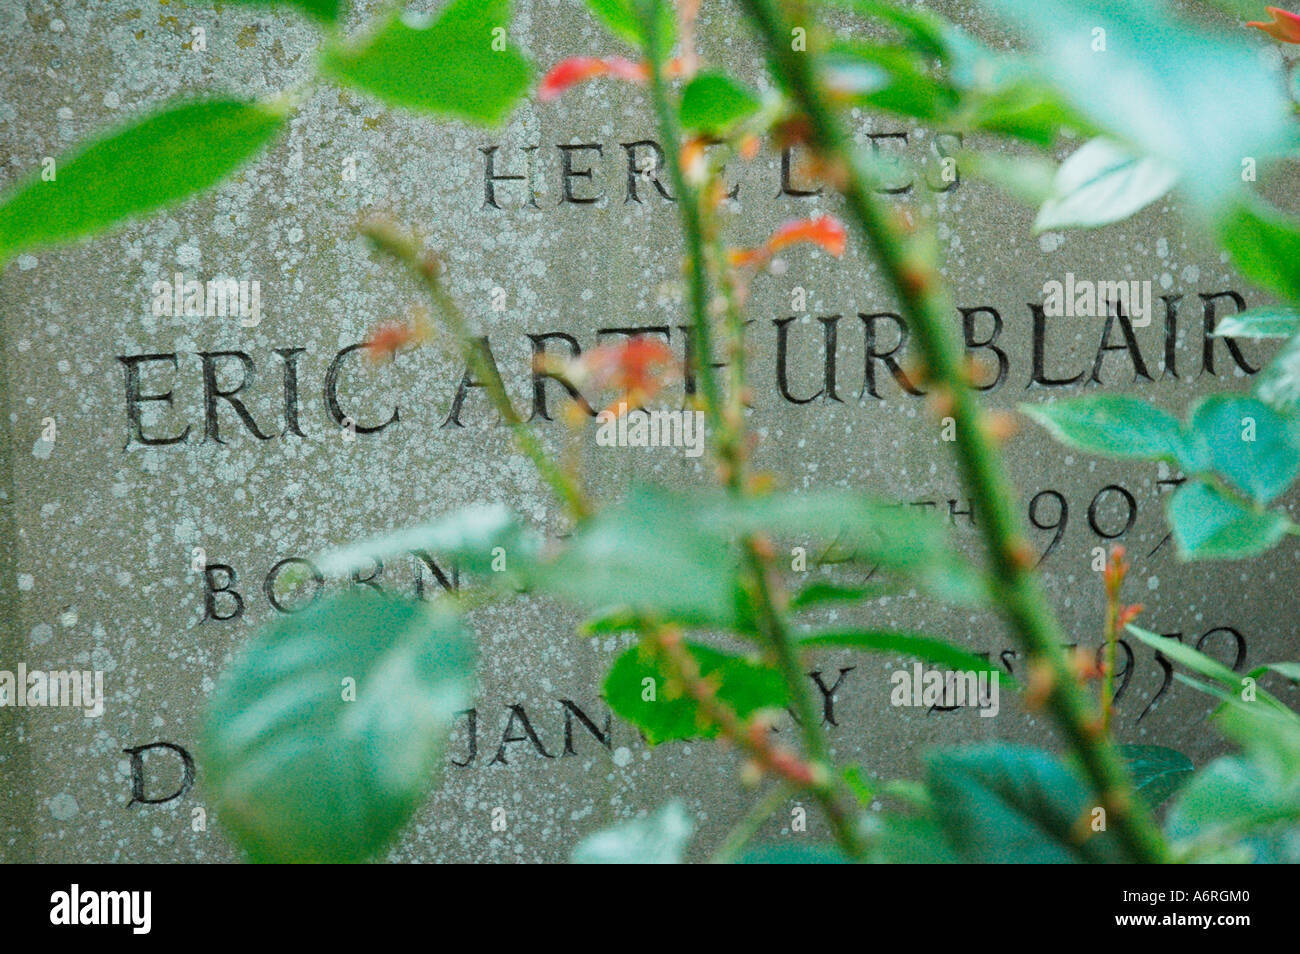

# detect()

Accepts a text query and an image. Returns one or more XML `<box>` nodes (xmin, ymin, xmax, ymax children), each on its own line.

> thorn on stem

<box><xmin>1025</xmin><ymin>660</ymin><xmax>1054</xmax><ymax>710</ymax></box>
<box><xmin>750</xmin><ymin>534</ymin><xmax>777</xmax><ymax>561</ymax></box>
<box><xmin>900</xmin><ymin>265</ymin><xmax>931</xmax><ymax>298</ymax></box>
<box><xmin>902</xmin><ymin>357</ymin><xmax>931</xmax><ymax>389</ymax></box>
<box><xmin>1069</xmin><ymin>646</ymin><xmax>1103</xmax><ymax>682</ymax></box>
<box><xmin>924</xmin><ymin>386</ymin><xmax>954</xmax><ymax>420</ymax></box>
<box><xmin>1008</xmin><ymin>538</ymin><xmax>1036</xmax><ymax>571</ymax></box>
<box><xmin>983</xmin><ymin>411</ymin><xmax>1018</xmax><ymax>443</ymax></box>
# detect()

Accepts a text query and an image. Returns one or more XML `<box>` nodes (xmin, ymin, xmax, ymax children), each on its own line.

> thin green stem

<box><xmin>709</xmin><ymin>782</ymin><xmax>794</xmax><ymax>863</ymax></box>
<box><xmin>645</xmin><ymin>622</ymin><xmax>826</xmax><ymax>792</ymax></box>
<box><xmin>640</xmin><ymin>3</ymin><xmax>728</xmax><ymax>455</ymax></box>
<box><xmin>361</xmin><ymin>215</ymin><xmax>816</xmax><ymax>847</ymax></box>
<box><xmin>639</xmin><ymin>0</ymin><xmax>867</xmax><ymax>860</ymax></box>
<box><xmin>702</xmin><ymin>199</ymin><xmax>753</xmax><ymax>472</ymax></box>
<box><xmin>738</xmin><ymin>0</ymin><xmax>1167</xmax><ymax>863</ymax></box>
<box><xmin>746</xmin><ymin>547</ymin><xmax>869</xmax><ymax>859</ymax></box>
<box><xmin>361</xmin><ymin>218</ymin><xmax>591</xmax><ymax>520</ymax></box>
<box><xmin>1102</xmin><ymin>590</ymin><xmax>1119</xmax><ymax>737</ymax></box>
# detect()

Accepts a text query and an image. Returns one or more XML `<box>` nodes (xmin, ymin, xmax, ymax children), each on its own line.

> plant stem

<box><xmin>641</xmin><ymin>2</ymin><xmax>735</xmax><ymax>474</ymax></box>
<box><xmin>646</xmin><ymin>622</ymin><xmax>820</xmax><ymax>789</ymax></box>
<box><xmin>745</xmin><ymin>547</ymin><xmax>869</xmax><ymax>859</ymax></box>
<box><xmin>702</xmin><ymin>196</ymin><xmax>754</xmax><ymax>474</ymax></box>
<box><xmin>709</xmin><ymin>782</ymin><xmax>793</xmax><ymax>863</ymax></box>
<box><xmin>1101</xmin><ymin>590</ymin><xmax>1119</xmax><ymax>737</ymax></box>
<box><xmin>738</xmin><ymin>0</ymin><xmax>1167</xmax><ymax>863</ymax></box>
<box><xmin>363</xmin><ymin>213</ymin><xmax>826</xmax><ymax>852</ymax></box>
<box><xmin>640</xmin><ymin>0</ymin><xmax>868</xmax><ymax>860</ymax></box>
<box><xmin>360</xmin><ymin>218</ymin><xmax>591</xmax><ymax>520</ymax></box>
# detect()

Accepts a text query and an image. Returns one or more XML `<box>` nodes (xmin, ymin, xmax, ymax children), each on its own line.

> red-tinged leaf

<box><xmin>767</xmin><ymin>215</ymin><xmax>848</xmax><ymax>257</ymax></box>
<box><xmin>729</xmin><ymin>215</ymin><xmax>848</xmax><ymax>268</ymax></box>
<box><xmin>1248</xmin><ymin>6</ymin><xmax>1300</xmax><ymax>43</ymax></box>
<box><xmin>1117</xmin><ymin>604</ymin><xmax>1144</xmax><ymax>629</ymax></box>
<box><xmin>571</xmin><ymin>337</ymin><xmax>678</xmax><ymax>412</ymax></box>
<box><xmin>363</xmin><ymin>307</ymin><xmax>431</xmax><ymax>364</ymax></box>
<box><xmin>539</xmin><ymin>56</ymin><xmax>647</xmax><ymax>101</ymax></box>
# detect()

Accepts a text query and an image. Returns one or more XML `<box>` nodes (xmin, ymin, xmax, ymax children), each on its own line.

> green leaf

<box><xmin>1034</xmin><ymin>137</ymin><xmax>1177</xmax><ymax>232</ymax></box>
<box><xmin>1187</xmin><ymin>395</ymin><xmax>1300</xmax><ymax>503</ymax></box>
<box><xmin>1117</xmin><ymin>744</ymin><xmax>1194</xmax><ymax>807</ymax></box>
<box><xmin>538</xmin><ymin>485</ymin><xmax>749</xmax><ymax>630</ymax></box>
<box><xmin>1045</xmin><ymin>387</ymin><xmax>1300</xmax><ymax>504</ymax></box>
<box><xmin>1168</xmin><ymin>756</ymin><xmax>1275</xmax><ymax>832</ymax></box>
<box><xmin>1128</xmin><ymin>626</ymin><xmax>1293</xmax><ymax>716</ymax></box>
<box><xmin>1166</xmin><ymin>481</ymin><xmax>1290</xmax><ymax>560</ymax></box>
<box><xmin>315</xmin><ymin>503</ymin><xmax>538</xmax><ymax>581</ymax></box>
<box><xmin>842</xmin><ymin>765</ymin><xmax>874</xmax><ymax>805</ymax></box>
<box><xmin>819</xmin><ymin>41</ymin><xmax>958</xmax><ymax>122</ymax></box>
<box><xmin>1212</xmin><ymin>306</ymin><xmax>1300</xmax><ymax>340</ymax></box>
<box><xmin>963</xmin><ymin>78</ymin><xmax>1083</xmax><ymax>147</ymax></box>
<box><xmin>540</xmin><ymin>486</ymin><xmax>985</xmax><ymax>628</ymax></box>
<box><xmin>1126</xmin><ymin>625</ymin><xmax>1244</xmax><ymax>692</ymax></box>
<box><xmin>571</xmin><ymin>801</ymin><xmax>693</xmax><ymax>863</ymax></box>
<box><xmin>860</xmin><ymin>811</ymin><xmax>962</xmax><ymax>863</ymax></box>
<box><xmin>925</xmin><ymin>744</ymin><xmax>1127</xmax><ymax>863</ymax></box>
<box><xmin>961</xmin><ymin>151</ymin><xmax>1057</xmax><ymax>205</ymax></box>
<box><xmin>1214</xmin><ymin>694</ymin><xmax>1300</xmax><ymax>768</ymax></box>
<box><xmin>982</xmin><ymin>0</ymin><xmax>1296</xmax><ymax>215</ymax></box>
<box><xmin>1166</xmin><ymin>755</ymin><xmax>1300</xmax><ymax>862</ymax></box>
<box><xmin>878</xmin><ymin>778</ymin><xmax>931</xmax><ymax>810</ymax></box>
<box><xmin>0</xmin><ymin>98</ymin><xmax>286</xmax><ymax>260</ymax></box>
<box><xmin>828</xmin><ymin>0</ymin><xmax>954</xmax><ymax>61</ymax></box>
<box><xmin>738</xmin><ymin>844</ymin><xmax>850</xmax><ymax>864</ymax></box>
<box><xmin>831</xmin><ymin>0</ymin><xmax>1093</xmax><ymax>145</ymax></box>
<box><xmin>1255</xmin><ymin>333</ymin><xmax>1300</xmax><ymax>413</ymax></box>
<box><xmin>1164</xmin><ymin>685</ymin><xmax>1300</xmax><ymax>865</ymax></box>
<box><xmin>715</xmin><ymin>491</ymin><xmax>988</xmax><ymax>606</ymax></box>
<box><xmin>585</xmin><ymin>0</ymin><xmax>641</xmax><ymax>44</ymax></box>
<box><xmin>577</xmin><ymin>607</ymin><xmax>645</xmax><ymax>635</ymax></box>
<box><xmin>225</xmin><ymin>0</ymin><xmax>343</xmax><ymax>24</ymax></box>
<box><xmin>200</xmin><ymin>592</ymin><xmax>475</xmax><ymax>863</ymax></box>
<box><xmin>799</xmin><ymin>629</ymin><xmax>1018</xmax><ymax>690</ymax></box>
<box><xmin>1260</xmin><ymin>661</ymin><xmax>1300</xmax><ymax>683</ymax></box>
<box><xmin>1020</xmin><ymin>395</ymin><xmax>1187</xmax><ymax>463</ymax></box>
<box><xmin>602</xmin><ymin>642</ymin><xmax>787</xmax><ymax>745</ymax></box>
<box><xmin>1218</xmin><ymin>195</ymin><xmax>1300</xmax><ymax>302</ymax></box>
<box><xmin>1196</xmin><ymin>0</ymin><xmax>1279</xmax><ymax>17</ymax></box>
<box><xmin>679</xmin><ymin>72</ymin><xmax>761</xmax><ymax>135</ymax></box>
<box><xmin>584</xmin><ymin>0</ymin><xmax>675</xmax><ymax>55</ymax></box>
<box><xmin>788</xmin><ymin>581</ymin><xmax>892</xmax><ymax>611</ymax></box>
<box><xmin>816</xmin><ymin>54</ymin><xmax>890</xmax><ymax>101</ymax></box>
<box><xmin>323</xmin><ymin>0</ymin><xmax>532</xmax><ymax>125</ymax></box>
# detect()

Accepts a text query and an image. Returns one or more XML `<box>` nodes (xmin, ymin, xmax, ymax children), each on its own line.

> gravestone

<box><xmin>2</xmin><ymin>0</ymin><xmax>1297</xmax><ymax>862</ymax></box>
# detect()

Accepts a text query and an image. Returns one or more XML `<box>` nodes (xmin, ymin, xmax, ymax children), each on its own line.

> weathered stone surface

<box><xmin>1</xmin><ymin>0</ymin><xmax>1297</xmax><ymax>862</ymax></box>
